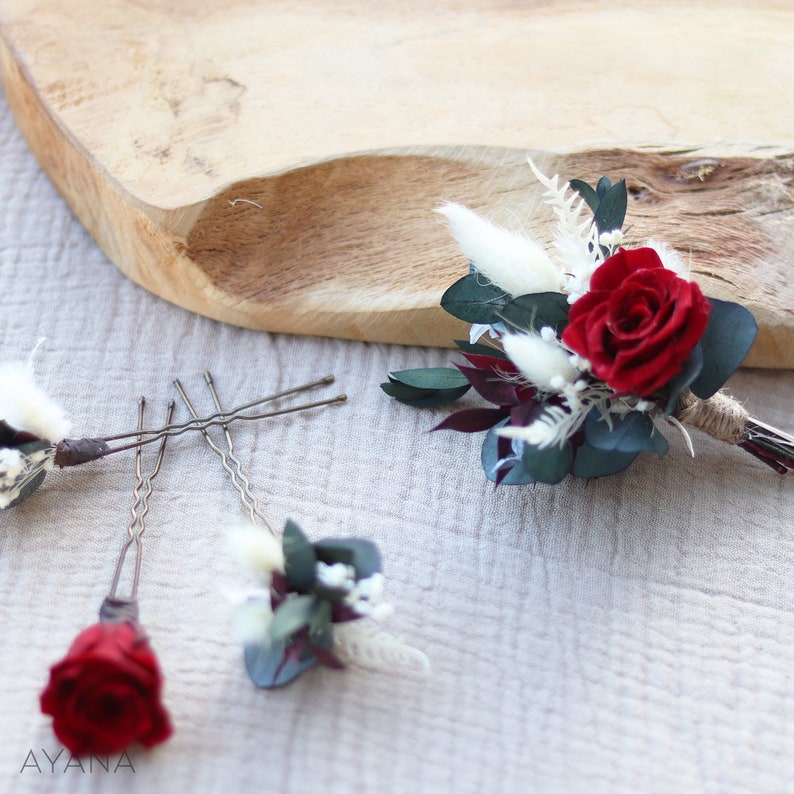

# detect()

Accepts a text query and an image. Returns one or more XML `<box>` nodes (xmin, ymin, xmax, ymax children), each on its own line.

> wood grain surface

<box><xmin>0</xmin><ymin>1</ymin><xmax>792</xmax><ymax>365</ymax></box>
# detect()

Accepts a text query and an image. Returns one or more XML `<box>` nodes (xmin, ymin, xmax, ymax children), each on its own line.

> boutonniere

<box><xmin>382</xmin><ymin>163</ymin><xmax>793</xmax><ymax>484</ymax></box>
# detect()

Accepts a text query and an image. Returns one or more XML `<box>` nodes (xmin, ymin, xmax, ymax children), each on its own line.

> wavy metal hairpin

<box><xmin>174</xmin><ymin>371</ymin><xmax>428</xmax><ymax>689</ymax></box>
<box><xmin>41</xmin><ymin>397</ymin><xmax>174</xmax><ymax>756</ymax></box>
<box><xmin>0</xmin><ymin>364</ymin><xmax>344</xmax><ymax>509</ymax></box>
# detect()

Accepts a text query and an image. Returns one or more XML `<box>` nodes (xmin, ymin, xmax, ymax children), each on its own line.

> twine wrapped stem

<box><xmin>673</xmin><ymin>389</ymin><xmax>794</xmax><ymax>473</ymax></box>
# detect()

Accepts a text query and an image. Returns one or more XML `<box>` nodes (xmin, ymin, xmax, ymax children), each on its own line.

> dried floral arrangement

<box><xmin>10</xmin><ymin>365</ymin><xmax>428</xmax><ymax>754</ymax></box>
<box><xmin>382</xmin><ymin>163</ymin><xmax>793</xmax><ymax>484</ymax></box>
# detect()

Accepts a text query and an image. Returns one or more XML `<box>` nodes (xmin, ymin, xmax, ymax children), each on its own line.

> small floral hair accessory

<box><xmin>175</xmin><ymin>372</ymin><xmax>428</xmax><ymax>688</ymax></box>
<box><xmin>382</xmin><ymin>162</ymin><xmax>793</xmax><ymax>484</ymax></box>
<box><xmin>0</xmin><ymin>362</ymin><xmax>344</xmax><ymax>509</ymax></box>
<box><xmin>40</xmin><ymin>398</ymin><xmax>173</xmax><ymax>756</ymax></box>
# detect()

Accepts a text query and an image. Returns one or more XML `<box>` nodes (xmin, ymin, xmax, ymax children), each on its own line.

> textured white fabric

<box><xmin>1</xmin><ymin>85</ymin><xmax>794</xmax><ymax>794</ymax></box>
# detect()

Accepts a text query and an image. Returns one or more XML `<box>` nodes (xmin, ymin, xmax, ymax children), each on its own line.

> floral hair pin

<box><xmin>0</xmin><ymin>362</ymin><xmax>344</xmax><ymax>509</ymax></box>
<box><xmin>40</xmin><ymin>397</ymin><xmax>173</xmax><ymax>756</ymax></box>
<box><xmin>382</xmin><ymin>162</ymin><xmax>793</xmax><ymax>484</ymax></box>
<box><xmin>175</xmin><ymin>372</ymin><xmax>428</xmax><ymax>688</ymax></box>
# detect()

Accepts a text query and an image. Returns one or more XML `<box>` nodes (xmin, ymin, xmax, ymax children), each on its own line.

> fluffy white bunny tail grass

<box><xmin>333</xmin><ymin>621</ymin><xmax>430</xmax><ymax>678</ymax></box>
<box><xmin>502</xmin><ymin>331</ymin><xmax>578</xmax><ymax>393</ymax></box>
<box><xmin>0</xmin><ymin>361</ymin><xmax>71</xmax><ymax>442</ymax></box>
<box><xmin>227</xmin><ymin>521</ymin><xmax>285</xmax><ymax>580</ymax></box>
<box><xmin>645</xmin><ymin>238</ymin><xmax>689</xmax><ymax>276</ymax></box>
<box><xmin>437</xmin><ymin>202</ymin><xmax>562</xmax><ymax>297</ymax></box>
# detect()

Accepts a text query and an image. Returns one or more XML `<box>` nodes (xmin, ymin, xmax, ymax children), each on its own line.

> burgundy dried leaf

<box><xmin>496</xmin><ymin>432</ymin><xmax>514</xmax><ymax>463</ymax></box>
<box><xmin>509</xmin><ymin>401</ymin><xmax>545</xmax><ymax>427</ymax></box>
<box><xmin>331</xmin><ymin>603</ymin><xmax>360</xmax><ymax>623</ymax></box>
<box><xmin>460</xmin><ymin>352</ymin><xmax>521</xmax><ymax>376</ymax></box>
<box><xmin>311</xmin><ymin>644</ymin><xmax>346</xmax><ymax>670</ymax></box>
<box><xmin>433</xmin><ymin>408</ymin><xmax>509</xmax><ymax>433</ymax></box>
<box><xmin>270</xmin><ymin>573</ymin><xmax>291</xmax><ymax>605</ymax></box>
<box><xmin>739</xmin><ymin>440</ymin><xmax>793</xmax><ymax>474</ymax></box>
<box><xmin>455</xmin><ymin>364</ymin><xmax>526</xmax><ymax>407</ymax></box>
<box><xmin>0</xmin><ymin>420</ymin><xmax>41</xmax><ymax>446</ymax></box>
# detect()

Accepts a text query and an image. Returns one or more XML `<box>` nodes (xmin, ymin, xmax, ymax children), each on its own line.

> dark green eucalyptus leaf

<box><xmin>521</xmin><ymin>439</ymin><xmax>574</xmax><ymax>484</ymax></box>
<box><xmin>498</xmin><ymin>292</ymin><xmax>570</xmax><ymax>335</ymax></box>
<box><xmin>593</xmin><ymin>180</ymin><xmax>627</xmax><ymax>234</ymax></box>
<box><xmin>314</xmin><ymin>538</ymin><xmax>382</xmax><ymax>579</ymax></box>
<box><xmin>270</xmin><ymin>594</ymin><xmax>319</xmax><ymax>642</ymax></box>
<box><xmin>389</xmin><ymin>368</ymin><xmax>471</xmax><ymax>391</ymax></box>
<box><xmin>244</xmin><ymin>639</ymin><xmax>317</xmax><ymax>689</ymax></box>
<box><xmin>441</xmin><ymin>273</ymin><xmax>510</xmax><ymax>323</ymax></box>
<box><xmin>572</xmin><ymin>441</ymin><xmax>639</xmax><ymax>478</ymax></box>
<box><xmin>380</xmin><ymin>382</ymin><xmax>471</xmax><ymax>408</ymax></box>
<box><xmin>381</xmin><ymin>368</ymin><xmax>472</xmax><ymax>408</ymax></box>
<box><xmin>585</xmin><ymin>408</ymin><xmax>658</xmax><ymax>453</ymax></box>
<box><xmin>481</xmin><ymin>421</ymin><xmax>536</xmax><ymax>485</ymax></box>
<box><xmin>596</xmin><ymin>176</ymin><xmax>613</xmax><ymax>198</ymax></box>
<box><xmin>283</xmin><ymin>520</ymin><xmax>317</xmax><ymax>591</ymax></box>
<box><xmin>454</xmin><ymin>340</ymin><xmax>509</xmax><ymax>360</ymax></box>
<box><xmin>308</xmin><ymin>599</ymin><xmax>333</xmax><ymax>643</ymax></box>
<box><xmin>569</xmin><ymin>179</ymin><xmax>600</xmax><ymax>214</ymax></box>
<box><xmin>690</xmin><ymin>298</ymin><xmax>758</xmax><ymax>399</ymax></box>
<box><xmin>663</xmin><ymin>344</ymin><xmax>704</xmax><ymax>416</ymax></box>
<box><xmin>650</xmin><ymin>427</ymin><xmax>670</xmax><ymax>458</ymax></box>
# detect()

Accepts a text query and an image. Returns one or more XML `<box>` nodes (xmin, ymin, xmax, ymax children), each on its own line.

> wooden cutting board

<box><xmin>1</xmin><ymin>1</ymin><xmax>793</xmax><ymax>366</ymax></box>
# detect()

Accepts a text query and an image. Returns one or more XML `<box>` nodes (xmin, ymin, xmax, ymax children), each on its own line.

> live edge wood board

<box><xmin>0</xmin><ymin>1</ymin><xmax>793</xmax><ymax>367</ymax></box>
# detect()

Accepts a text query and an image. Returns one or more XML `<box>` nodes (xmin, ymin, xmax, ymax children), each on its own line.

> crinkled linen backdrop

<box><xmin>0</xmin><ymin>85</ymin><xmax>793</xmax><ymax>794</ymax></box>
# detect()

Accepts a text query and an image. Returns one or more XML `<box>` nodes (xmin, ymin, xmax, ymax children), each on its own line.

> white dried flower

<box><xmin>227</xmin><ymin>589</ymin><xmax>274</xmax><ymax>643</ymax></box>
<box><xmin>646</xmin><ymin>238</ymin><xmax>688</xmax><ymax>276</ymax></box>
<box><xmin>0</xmin><ymin>362</ymin><xmax>71</xmax><ymax>441</ymax></box>
<box><xmin>333</xmin><ymin>621</ymin><xmax>430</xmax><ymax>677</ymax></box>
<box><xmin>498</xmin><ymin>419</ymin><xmax>557</xmax><ymax>447</ymax></box>
<box><xmin>599</xmin><ymin>229</ymin><xmax>624</xmax><ymax>249</ymax></box>
<box><xmin>0</xmin><ymin>446</ymin><xmax>55</xmax><ymax>509</ymax></box>
<box><xmin>227</xmin><ymin>522</ymin><xmax>285</xmax><ymax>581</ymax></box>
<box><xmin>437</xmin><ymin>202</ymin><xmax>561</xmax><ymax>297</ymax></box>
<box><xmin>344</xmin><ymin>573</ymin><xmax>391</xmax><ymax>617</ymax></box>
<box><xmin>316</xmin><ymin>561</ymin><xmax>356</xmax><ymax>590</ymax></box>
<box><xmin>0</xmin><ymin>448</ymin><xmax>25</xmax><ymax>480</ymax></box>
<box><xmin>502</xmin><ymin>332</ymin><xmax>578</xmax><ymax>393</ymax></box>
<box><xmin>568</xmin><ymin>354</ymin><xmax>592</xmax><ymax>372</ymax></box>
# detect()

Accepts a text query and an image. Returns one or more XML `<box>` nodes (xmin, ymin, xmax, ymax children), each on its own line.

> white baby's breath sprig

<box><xmin>437</xmin><ymin>202</ymin><xmax>562</xmax><ymax>297</ymax></box>
<box><xmin>599</xmin><ymin>229</ymin><xmax>624</xmax><ymax>255</ymax></box>
<box><xmin>344</xmin><ymin>572</ymin><xmax>393</xmax><ymax>620</ymax></box>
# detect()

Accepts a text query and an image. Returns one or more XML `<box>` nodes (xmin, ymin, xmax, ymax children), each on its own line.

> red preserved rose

<box><xmin>562</xmin><ymin>247</ymin><xmax>711</xmax><ymax>396</ymax></box>
<box><xmin>40</xmin><ymin>621</ymin><xmax>172</xmax><ymax>755</ymax></box>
